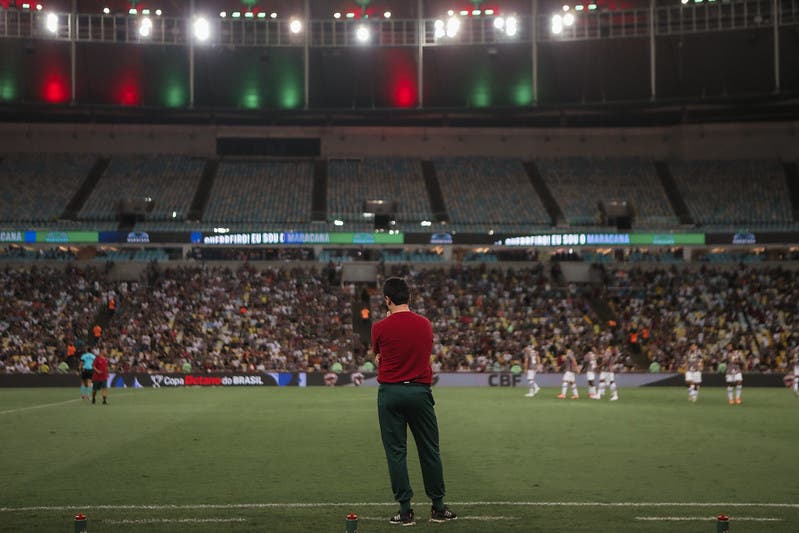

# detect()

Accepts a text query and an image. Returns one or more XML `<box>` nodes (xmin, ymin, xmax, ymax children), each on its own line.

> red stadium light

<box><xmin>42</xmin><ymin>75</ymin><xmax>68</xmax><ymax>103</ymax></box>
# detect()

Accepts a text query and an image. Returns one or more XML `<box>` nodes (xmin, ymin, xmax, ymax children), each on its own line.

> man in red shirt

<box><xmin>372</xmin><ymin>277</ymin><xmax>456</xmax><ymax>526</ymax></box>
<box><xmin>91</xmin><ymin>349</ymin><xmax>110</xmax><ymax>405</ymax></box>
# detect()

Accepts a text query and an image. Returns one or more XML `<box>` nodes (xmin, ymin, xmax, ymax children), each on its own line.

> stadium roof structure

<box><xmin>0</xmin><ymin>0</ymin><xmax>797</xmax><ymax>126</ymax></box>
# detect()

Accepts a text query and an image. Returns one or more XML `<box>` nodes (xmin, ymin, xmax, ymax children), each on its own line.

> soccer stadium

<box><xmin>1</xmin><ymin>0</ymin><xmax>798</xmax><ymax>531</ymax></box>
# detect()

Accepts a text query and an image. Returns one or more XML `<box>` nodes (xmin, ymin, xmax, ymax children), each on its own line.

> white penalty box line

<box><xmin>2</xmin><ymin>501</ymin><xmax>798</xmax><ymax>513</ymax></box>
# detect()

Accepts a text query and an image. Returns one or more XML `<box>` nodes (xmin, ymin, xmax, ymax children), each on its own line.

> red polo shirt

<box><xmin>372</xmin><ymin>311</ymin><xmax>433</xmax><ymax>385</ymax></box>
<box><xmin>92</xmin><ymin>355</ymin><xmax>109</xmax><ymax>382</ymax></box>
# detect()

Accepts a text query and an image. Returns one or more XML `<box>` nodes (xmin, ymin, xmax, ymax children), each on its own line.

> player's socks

<box><xmin>571</xmin><ymin>384</ymin><xmax>579</xmax><ymax>398</ymax></box>
<box><xmin>727</xmin><ymin>386</ymin><xmax>734</xmax><ymax>403</ymax></box>
<box><xmin>735</xmin><ymin>385</ymin><xmax>742</xmax><ymax>403</ymax></box>
<box><xmin>561</xmin><ymin>383</ymin><xmax>568</xmax><ymax>396</ymax></box>
<box><xmin>80</xmin><ymin>385</ymin><xmax>85</xmax><ymax>398</ymax></box>
<box><xmin>589</xmin><ymin>386</ymin><xmax>596</xmax><ymax>398</ymax></box>
<box><xmin>609</xmin><ymin>383</ymin><xmax>617</xmax><ymax>397</ymax></box>
<box><xmin>598</xmin><ymin>383</ymin><xmax>606</xmax><ymax>398</ymax></box>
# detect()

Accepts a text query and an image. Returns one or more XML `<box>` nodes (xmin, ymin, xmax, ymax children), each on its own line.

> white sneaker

<box><xmin>610</xmin><ymin>395</ymin><xmax>619</xmax><ymax>401</ymax></box>
<box><xmin>525</xmin><ymin>392</ymin><xmax>535</xmax><ymax>397</ymax></box>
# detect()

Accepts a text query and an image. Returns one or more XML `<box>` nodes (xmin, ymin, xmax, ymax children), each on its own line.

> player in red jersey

<box><xmin>91</xmin><ymin>349</ymin><xmax>109</xmax><ymax>405</ymax></box>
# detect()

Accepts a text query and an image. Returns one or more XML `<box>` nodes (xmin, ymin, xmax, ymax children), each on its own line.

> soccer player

<box><xmin>585</xmin><ymin>348</ymin><xmax>598</xmax><ymax>399</ymax></box>
<box><xmin>91</xmin><ymin>349</ymin><xmax>109</xmax><ymax>405</ymax></box>
<box><xmin>557</xmin><ymin>349</ymin><xmax>580</xmax><ymax>399</ymax></box>
<box><xmin>597</xmin><ymin>346</ymin><xmax>620</xmax><ymax>401</ymax></box>
<box><xmin>79</xmin><ymin>349</ymin><xmax>96</xmax><ymax>400</ymax></box>
<box><xmin>372</xmin><ymin>277</ymin><xmax>456</xmax><ymax>526</ymax></box>
<box><xmin>724</xmin><ymin>345</ymin><xmax>744</xmax><ymax>405</ymax></box>
<box><xmin>791</xmin><ymin>347</ymin><xmax>799</xmax><ymax>397</ymax></box>
<box><xmin>685</xmin><ymin>344</ymin><xmax>703</xmax><ymax>402</ymax></box>
<box><xmin>522</xmin><ymin>344</ymin><xmax>541</xmax><ymax>397</ymax></box>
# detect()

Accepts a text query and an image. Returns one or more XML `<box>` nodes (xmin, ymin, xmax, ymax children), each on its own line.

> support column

<box><xmin>531</xmin><ymin>0</ymin><xmax>538</xmax><ymax>106</ymax></box>
<box><xmin>773</xmin><ymin>0</ymin><xmax>780</xmax><ymax>93</ymax></box>
<box><xmin>304</xmin><ymin>0</ymin><xmax>310</xmax><ymax>109</ymax></box>
<box><xmin>650</xmin><ymin>0</ymin><xmax>656</xmax><ymax>101</ymax></box>
<box><xmin>417</xmin><ymin>0</ymin><xmax>424</xmax><ymax>109</ymax></box>
<box><xmin>189</xmin><ymin>0</ymin><xmax>195</xmax><ymax>109</ymax></box>
<box><xmin>70</xmin><ymin>0</ymin><xmax>76</xmax><ymax>104</ymax></box>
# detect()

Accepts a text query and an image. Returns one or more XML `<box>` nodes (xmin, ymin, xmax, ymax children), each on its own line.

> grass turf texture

<box><xmin>0</xmin><ymin>387</ymin><xmax>797</xmax><ymax>532</ymax></box>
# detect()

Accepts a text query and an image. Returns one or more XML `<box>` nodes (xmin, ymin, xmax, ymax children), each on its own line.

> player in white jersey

<box><xmin>792</xmin><ymin>348</ymin><xmax>799</xmax><ymax>396</ymax></box>
<box><xmin>724</xmin><ymin>344</ymin><xmax>744</xmax><ymax>405</ymax></box>
<box><xmin>597</xmin><ymin>347</ymin><xmax>619</xmax><ymax>401</ymax></box>
<box><xmin>523</xmin><ymin>345</ymin><xmax>541</xmax><ymax>397</ymax></box>
<box><xmin>685</xmin><ymin>344</ymin><xmax>703</xmax><ymax>402</ymax></box>
<box><xmin>584</xmin><ymin>348</ymin><xmax>599</xmax><ymax>399</ymax></box>
<box><xmin>557</xmin><ymin>349</ymin><xmax>580</xmax><ymax>399</ymax></box>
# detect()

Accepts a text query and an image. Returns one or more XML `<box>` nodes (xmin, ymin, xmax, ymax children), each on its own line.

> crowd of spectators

<box><xmin>1</xmin><ymin>262</ymin><xmax>797</xmax><ymax>376</ymax></box>
<box><xmin>604</xmin><ymin>265</ymin><xmax>798</xmax><ymax>373</ymax></box>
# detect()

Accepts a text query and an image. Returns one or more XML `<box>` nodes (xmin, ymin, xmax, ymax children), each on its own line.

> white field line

<box><xmin>636</xmin><ymin>516</ymin><xmax>783</xmax><ymax>522</ymax></box>
<box><xmin>2</xmin><ymin>501</ymin><xmax>798</xmax><ymax>513</ymax></box>
<box><xmin>0</xmin><ymin>398</ymin><xmax>81</xmax><ymax>415</ymax></box>
<box><xmin>359</xmin><ymin>516</ymin><xmax>520</xmax><ymax>522</ymax></box>
<box><xmin>104</xmin><ymin>518</ymin><xmax>247</xmax><ymax>525</ymax></box>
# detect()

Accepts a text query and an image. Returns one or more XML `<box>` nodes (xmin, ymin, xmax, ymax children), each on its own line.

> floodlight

<box><xmin>355</xmin><ymin>24</ymin><xmax>370</xmax><ymax>42</ymax></box>
<box><xmin>485</xmin><ymin>9</ymin><xmax>495</xmax><ymax>15</ymax></box>
<box><xmin>103</xmin><ymin>8</ymin><xmax>110</xmax><ymax>15</ymax></box>
<box><xmin>434</xmin><ymin>19</ymin><xmax>445</xmax><ymax>39</ymax></box>
<box><xmin>289</xmin><ymin>18</ymin><xmax>302</xmax><ymax>34</ymax></box>
<box><xmin>270</xmin><ymin>12</ymin><xmax>277</xmax><ymax>19</ymax></box>
<box><xmin>193</xmin><ymin>17</ymin><xmax>210</xmax><ymax>41</ymax></box>
<box><xmin>142</xmin><ymin>9</ymin><xmax>150</xmax><ymax>15</ymax></box>
<box><xmin>506</xmin><ymin>16</ymin><xmax>518</xmax><ymax>37</ymax></box>
<box><xmin>334</xmin><ymin>12</ymin><xmax>341</xmax><ymax>19</ymax></box>
<box><xmin>551</xmin><ymin>14</ymin><xmax>563</xmax><ymax>34</ymax></box>
<box><xmin>156</xmin><ymin>10</ymin><xmax>162</xmax><ymax>16</ymax></box>
<box><xmin>45</xmin><ymin>13</ymin><xmax>58</xmax><ymax>33</ymax></box>
<box><xmin>232</xmin><ymin>11</ymin><xmax>241</xmax><ymax>18</ymax></box>
<box><xmin>219</xmin><ymin>11</ymin><xmax>227</xmax><ymax>18</ymax></box>
<box><xmin>257</xmin><ymin>13</ymin><xmax>266</xmax><ymax>18</ymax></box>
<box><xmin>139</xmin><ymin>17</ymin><xmax>152</xmax><ymax>38</ymax></box>
<box><xmin>563</xmin><ymin>5</ymin><xmax>570</xmax><ymax>11</ymax></box>
<box><xmin>446</xmin><ymin>16</ymin><xmax>460</xmax><ymax>38</ymax></box>
<box><xmin>575</xmin><ymin>5</ymin><xmax>585</xmax><ymax>11</ymax></box>
<box><xmin>36</xmin><ymin>3</ymin><xmax>43</xmax><ymax>10</ymax></box>
<box><xmin>563</xmin><ymin>13</ymin><xmax>575</xmax><ymax>26</ymax></box>
<box><xmin>472</xmin><ymin>9</ymin><xmax>481</xmax><ymax>16</ymax></box>
<box><xmin>128</xmin><ymin>8</ymin><xmax>137</xmax><ymax>15</ymax></box>
<box><xmin>244</xmin><ymin>12</ymin><xmax>254</xmax><ymax>18</ymax></box>
<box><xmin>494</xmin><ymin>17</ymin><xmax>505</xmax><ymax>30</ymax></box>
<box><xmin>334</xmin><ymin>219</ymin><xmax>344</xmax><ymax>226</ymax></box>
<box><xmin>384</xmin><ymin>11</ymin><xmax>391</xmax><ymax>19</ymax></box>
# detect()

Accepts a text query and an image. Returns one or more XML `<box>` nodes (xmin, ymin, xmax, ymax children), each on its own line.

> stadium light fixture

<box><xmin>551</xmin><ymin>14</ymin><xmax>563</xmax><ymax>34</ymax></box>
<box><xmin>156</xmin><ymin>10</ymin><xmax>162</xmax><ymax>16</ymax></box>
<box><xmin>289</xmin><ymin>18</ymin><xmax>303</xmax><ymax>34</ymax></box>
<box><xmin>446</xmin><ymin>16</ymin><xmax>460</xmax><ymax>38</ymax></box>
<box><xmin>447</xmin><ymin>10</ymin><xmax>454</xmax><ymax>16</ymax></box>
<box><xmin>334</xmin><ymin>12</ymin><xmax>341</xmax><ymax>19</ymax></box>
<box><xmin>681</xmin><ymin>0</ymin><xmax>689</xmax><ymax>3</ymax></box>
<box><xmin>472</xmin><ymin>9</ymin><xmax>481</xmax><ymax>16</ymax></box>
<box><xmin>355</xmin><ymin>24</ymin><xmax>370</xmax><ymax>43</ymax></box>
<box><xmin>384</xmin><ymin>11</ymin><xmax>391</xmax><ymax>19</ymax></box>
<box><xmin>219</xmin><ymin>11</ymin><xmax>227</xmax><ymax>18</ymax></box>
<box><xmin>334</xmin><ymin>219</ymin><xmax>344</xmax><ymax>226</ymax></box>
<box><xmin>232</xmin><ymin>11</ymin><xmax>241</xmax><ymax>18</ymax></box>
<box><xmin>434</xmin><ymin>19</ymin><xmax>445</xmax><ymax>39</ymax></box>
<box><xmin>193</xmin><ymin>17</ymin><xmax>211</xmax><ymax>42</ymax></box>
<box><xmin>506</xmin><ymin>16</ymin><xmax>518</xmax><ymax>37</ymax></box>
<box><xmin>139</xmin><ymin>17</ymin><xmax>152</xmax><ymax>38</ymax></box>
<box><xmin>563</xmin><ymin>12</ymin><xmax>575</xmax><ymax>26</ymax></box>
<box><xmin>36</xmin><ymin>3</ymin><xmax>43</xmax><ymax>10</ymax></box>
<box><xmin>346</xmin><ymin>12</ymin><xmax>355</xmax><ymax>19</ymax></box>
<box><xmin>575</xmin><ymin>5</ymin><xmax>584</xmax><ymax>11</ymax></box>
<box><xmin>129</xmin><ymin>8</ymin><xmax>137</xmax><ymax>15</ymax></box>
<box><xmin>494</xmin><ymin>17</ymin><xmax>505</xmax><ymax>30</ymax></box>
<box><xmin>21</xmin><ymin>3</ymin><xmax>31</xmax><ymax>9</ymax></box>
<box><xmin>257</xmin><ymin>12</ymin><xmax>266</xmax><ymax>19</ymax></box>
<box><xmin>485</xmin><ymin>9</ymin><xmax>495</xmax><ymax>15</ymax></box>
<box><xmin>421</xmin><ymin>220</ymin><xmax>432</xmax><ymax>227</ymax></box>
<box><xmin>245</xmin><ymin>12</ymin><xmax>254</xmax><ymax>18</ymax></box>
<box><xmin>45</xmin><ymin>13</ymin><xmax>58</xmax><ymax>34</ymax></box>
<box><xmin>142</xmin><ymin>9</ymin><xmax>150</xmax><ymax>15</ymax></box>
<box><xmin>103</xmin><ymin>7</ymin><xmax>110</xmax><ymax>15</ymax></box>
<box><xmin>588</xmin><ymin>3</ymin><xmax>597</xmax><ymax>10</ymax></box>
<box><xmin>270</xmin><ymin>12</ymin><xmax>277</xmax><ymax>19</ymax></box>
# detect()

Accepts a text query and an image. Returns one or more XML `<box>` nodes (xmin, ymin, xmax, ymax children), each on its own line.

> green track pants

<box><xmin>377</xmin><ymin>383</ymin><xmax>446</xmax><ymax>508</ymax></box>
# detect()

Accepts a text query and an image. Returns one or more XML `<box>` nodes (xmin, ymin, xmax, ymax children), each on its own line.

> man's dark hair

<box><xmin>383</xmin><ymin>277</ymin><xmax>410</xmax><ymax>306</ymax></box>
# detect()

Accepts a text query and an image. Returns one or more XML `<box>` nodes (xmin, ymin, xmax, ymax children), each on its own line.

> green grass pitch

<box><xmin>0</xmin><ymin>386</ymin><xmax>797</xmax><ymax>532</ymax></box>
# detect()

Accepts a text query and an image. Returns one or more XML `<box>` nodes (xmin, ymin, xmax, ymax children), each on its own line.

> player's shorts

<box><xmin>586</xmin><ymin>372</ymin><xmax>596</xmax><ymax>382</ymax></box>
<box><xmin>794</xmin><ymin>366</ymin><xmax>799</xmax><ymax>376</ymax></box>
<box><xmin>92</xmin><ymin>380</ymin><xmax>107</xmax><ymax>391</ymax></box>
<box><xmin>526</xmin><ymin>370</ymin><xmax>536</xmax><ymax>382</ymax></box>
<box><xmin>81</xmin><ymin>369</ymin><xmax>93</xmax><ymax>380</ymax></box>
<box><xmin>725</xmin><ymin>373</ymin><xmax>743</xmax><ymax>383</ymax></box>
<box><xmin>686</xmin><ymin>371</ymin><xmax>702</xmax><ymax>384</ymax></box>
<box><xmin>562</xmin><ymin>371</ymin><xmax>576</xmax><ymax>383</ymax></box>
<box><xmin>600</xmin><ymin>371</ymin><xmax>615</xmax><ymax>382</ymax></box>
